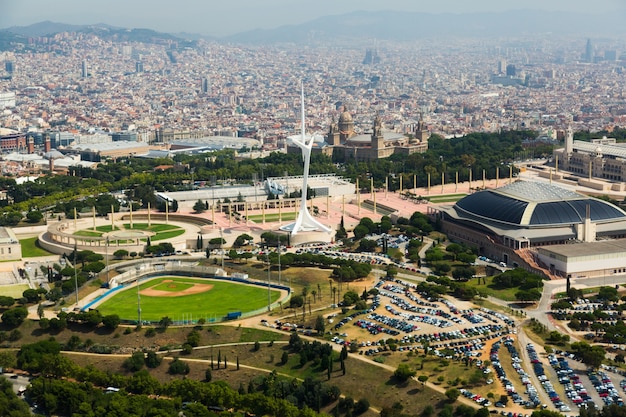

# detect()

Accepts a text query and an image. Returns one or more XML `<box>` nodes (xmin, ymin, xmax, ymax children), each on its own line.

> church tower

<box><xmin>564</xmin><ymin>125</ymin><xmax>574</xmax><ymax>156</ymax></box>
<box><xmin>372</xmin><ymin>114</ymin><xmax>384</xmax><ymax>151</ymax></box>
<box><xmin>338</xmin><ymin>106</ymin><xmax>354</xmax><ymax>143</ymax></box>
<box><xmin>414</xmin><ymin>114</ymin><xmax>430</xmax><ymax>143</ymax></box>
<box><xmin>327</xmin><ymin>117</ymin><xmax>340</xmax><ymax>146</ymax></box>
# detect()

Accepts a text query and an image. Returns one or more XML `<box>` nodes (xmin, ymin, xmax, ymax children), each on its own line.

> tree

<box><xmin>123</xmin><ymin>351</ymin><xmax>145</xmax><ymax>372</ymax></box>
<box><xmin>26</xmin><ymin>210</ymin><xmax>43</xmax><ymax>223</ymax></box>
<box><xmin>417</xmin><ymin>375</ymin><xmax>429</xmax><ymax>386</ymax></box>
<box><xmin>113</xmin><ymin>249</ymin><xmax>129</xmax><ymax>260</ymax></box>
<box><xmin>145</xmin><ymin>350</ymin><xmax>162</xmax><ymax>368</ymax></box>
<box><xmin>158</xmin><ymin>316</ymin><xmax>173</xmax><ymax>331</ymax></box>
<box><xmin>205</xmin><ymin>367</ymin><xmax>212</xmax><ymax>382</ymax></box>
<box><xmin>2</xmin><ymin>307</ymin><xmax>28</xmax><ymax>328</ymax></box>
<box><xmin>22</xmin><ymin>288</ymin><xmax>40</xmax><ymax>303</ymax></box>
<box><xmin>168</xmin><ymin>357</ymin><xmax>190</xmax><ymax>375</ymax></box>
<box><xmin>314</xmin><ymin>315</ymin><xmax>325</xmax><ymax>335</ymax></box>
<box><xmin>233</xmin><ymin>233</ymin><xmax>253</xmax><ymax>247</ymax></box>
<box><xmin>355</xmin><ymin>398</ymin><xmax>370</xmax><ymax>415</ymax></box>
<box><xmin>393</xmin><ymin>364</ymin><xmax>416</xmax><ymax>382</ymax></box>
<box><xmin>353</xmin><ymin>225</ymin><xmax>369</xmax><ymax>240</ymax></box>
<box><xmin>102</xmin><ymin>314</ymin><xmax>121</xmax><ymax>330</ymax></box>
<box><xmin>193</xmin><ymin>199</ymin><xmax>206</xmax><ymax>213</ymax></box>
<box><xmin>571</xmin><ymin>341</ymin><xmax>605</xmax><ymax>369</ymax></box>
<box><xmin>445</xmin><ymin>388</ymin><xmax>460</xmax><ymax>402</ymax></box>
<box><xmin>0</xmin><ymin>296</ymin><xmax>14</xmax><ymax>307</ymax></box>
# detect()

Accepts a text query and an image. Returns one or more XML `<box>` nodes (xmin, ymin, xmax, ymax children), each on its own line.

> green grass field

<box><xmin>74</xmin><ymin>230</ymin><xmax>103</xmax><ymax>237</ymax></box>
<box><xmin>20</xmin><ymin>237</ymin><xmax>54</xmax><ymax>257</ymax></box>
<box><xmin>73</xmin><ymin>223</ymin><xmax>184</xmax><ymax>242</ymax></box>
<box><xmin>0</xmin><ymin>284</ymin><xmax>30</xmax><ymax>298</ymax></box>
<box><xmin>151</xmin><ymin>229</ymin><xmax>185</xmax><ymax>241</ymax></box>
<box><xmin>464</xmin><ymin>275</ymin><xmax>519</xmax><ymax>301</ymax></box>
<box><xmin>96</xmin><ymin>277</ymin><xmax>281</xmax><ymax>322</ymax></box>
<box><xmin>246</xmin><ymin>212</ymin><xmax>297</xmax><ymax>222</ymax></box>
<box><xmin>427</xmin><ymin>193</ymin><xmax>467</xmax><ymax>203</ymax></box>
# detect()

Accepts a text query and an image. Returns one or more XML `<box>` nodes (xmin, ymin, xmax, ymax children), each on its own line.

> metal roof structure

<box><xmin>454</xmin><ymin>181</ymin><xmax>626</xmax><ymax>227</ymax></box>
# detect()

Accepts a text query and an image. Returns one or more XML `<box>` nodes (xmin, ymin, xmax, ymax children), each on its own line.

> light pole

<box><xmin>136</xmin><ymin>270</ymin><xmax>142</xmax><ymax>326</ymax></box>
<box><xmin>220</xmin><ymin>228</ymin><xmax>224</xmax><ymax>270</ymax></box>
<box><xmin>267</xmin><ymin>255</ymin><xmax>271</xmax><ymax>311</ymax></box>
<box><xmin>105</xmin><ymin>237</ymin><xmax>109</xmax><ymax>285</ymax></box>
<box><xmin>74</xmin><ymin>250</ymin><xmax>79</xmax><ymax>306</ymax></box>
<box><xmin>278</xmin><ymin>241</ymin><xmax>281</xmax><ymax>286</ymax></box>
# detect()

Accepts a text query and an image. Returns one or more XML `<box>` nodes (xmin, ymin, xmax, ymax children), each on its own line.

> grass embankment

<box><xmin>20</xmin><ymin>237</ymin><xmax>54</xmax><ymax>257</ymax></box>
<box><xmin>62</xmin><ymin>324</ymin><xmax>444</xmax><ymax>415</ymax></box>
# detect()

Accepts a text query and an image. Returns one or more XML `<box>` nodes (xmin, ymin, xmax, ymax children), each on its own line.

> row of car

<box><xmin>333</xmin><ymin>294</ymin><xmax>381</xmax><ymax>330</ymax></box>
<box><xmin>480</xmin><ymin>308</ymin><xmax>516</xmax><ymax>328</ymax></box>
<box><xmin>354</xmin><ymin>317</ymin><xmax>403</xmax><ymax>336</ymax></box>
<box><xmin>490</xmin><ymin>337</ymin><xmax>540</xmax><ymax>408</ymax></box>
<box><xmin>588</xmin><ymin>371</ymin><xmax>624</xmax><ymax>407</ymax></box>
<box><xmin>382</xmin><ymin>292</ymin><xmax>457</xmax><ymax>326</ymax></box>
<box><xmin>459</xmin><ymin>388</ymin><xmax>492</xmax><ymax>407</ymax></box>
<box><xmin>547</xmin><ymin>354</ymin><xmax>594</xmax><ymax>409</ymax></box>
<box><xmin>526</xmin><ymin>343</ymin><xmax>571</xmax><ymax>413</ymax></box>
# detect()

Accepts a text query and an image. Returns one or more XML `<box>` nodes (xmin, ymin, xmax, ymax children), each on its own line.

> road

<box><xmin>0</xmin><ymin>372</ymin><xmax>30</xmax><ymax>395</ymax></box>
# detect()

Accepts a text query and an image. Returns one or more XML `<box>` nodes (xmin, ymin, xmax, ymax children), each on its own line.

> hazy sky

<box><xmin>1</xmin><ymin>0</ymin><xmax>624</xmax><ymax>37</ymax></box>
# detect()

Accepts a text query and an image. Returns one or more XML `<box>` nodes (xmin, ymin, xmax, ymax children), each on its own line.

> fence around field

<box><xmin>81</xmin><ymin>262</ymin><xmax>291</xmax><ymax>325</ymax></box>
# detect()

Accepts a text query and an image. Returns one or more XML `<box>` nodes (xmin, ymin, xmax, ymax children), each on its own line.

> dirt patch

<box><xmin>140</xmin><ymin>282</ymin><xmax>214</xmax><ymax>297</ymax></box>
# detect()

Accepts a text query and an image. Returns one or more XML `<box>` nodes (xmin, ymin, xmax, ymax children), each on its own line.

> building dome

<box><xmin>338</xmin><ymin>110</ymin><xmax>352</xmax><ymax>123</ymax></box>
<box><xmin>453</xmin><ymin>181</ymin><xmax>626</xmax><ymax>227</ymax></box>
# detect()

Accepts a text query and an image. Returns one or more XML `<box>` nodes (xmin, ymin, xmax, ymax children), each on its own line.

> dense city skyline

<box><xmin>1</xmin><ymin>0</ymin><xmax>625</xmax><ymax>37</ymax></box>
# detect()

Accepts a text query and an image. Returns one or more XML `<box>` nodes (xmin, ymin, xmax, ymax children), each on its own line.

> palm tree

<box><xmin>311</xmin><ymin>290</ymin><xmax>317</xmax><ymax>303</ymax></box>
<box><xmin>332</xmin><ymin>287</ymin><xmax>338</xmax><ymax>305</ymax></box>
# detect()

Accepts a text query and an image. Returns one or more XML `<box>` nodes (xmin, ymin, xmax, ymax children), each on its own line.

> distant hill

<box><xmin>223</xmin><ymin>9</ymin><xmax>626</xmax><ymax>44</ymax></box>
<box><xmin>2</xmin><ymin>9</ymin><xmax>625</xmax><ymax>49</ymax></box>
<box><xmin>2</xmin><ymin>20</ymin><xmax>196</xmax><ymax>48</ymax></box>
<box><xmin>4</xmin><ymin>20</ymin><xmax>88</xmax><ymax>37</ymax></box>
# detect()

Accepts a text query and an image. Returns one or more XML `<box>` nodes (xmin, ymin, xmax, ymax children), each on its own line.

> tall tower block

<box><xmin>565</xmin><ymin>126</ymin><xmax>574</xmax><ymax>156</ymax></box>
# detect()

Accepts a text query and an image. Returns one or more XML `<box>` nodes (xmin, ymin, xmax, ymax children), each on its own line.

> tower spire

<box><xmin>280</xmin><ymin>81</ymin><xmax>331</xmax><ymax>236</ymax></box>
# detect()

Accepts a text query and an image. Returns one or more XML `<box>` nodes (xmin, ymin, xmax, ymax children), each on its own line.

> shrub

<box><xmin>168</xmin><ymin>358</ymin><xmax>190</xmax><ymax>375</ymax></box>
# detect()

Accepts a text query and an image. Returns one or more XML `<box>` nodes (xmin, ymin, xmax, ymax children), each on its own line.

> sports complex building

<box><xmin>434</xmin><ymin>181</ymin><xmax>626</xmax><ymax>279</ymax></box>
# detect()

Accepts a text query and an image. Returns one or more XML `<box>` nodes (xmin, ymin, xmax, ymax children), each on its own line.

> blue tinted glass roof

<box><xmin>529</xmin><ymin>199</ymin><xmax>626</xmax><ymax>225</ymax></box>
<box><xmin>456</xmin><ymin>191</ymin><xmax>528</xmax><ymax>225</ymax></box>
<box><xmin>530</xmin><ymin>202</ymin><xmax>581</xmax><ymax>225</ymax></box>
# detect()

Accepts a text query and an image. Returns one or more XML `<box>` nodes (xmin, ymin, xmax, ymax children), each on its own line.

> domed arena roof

<box><xmin>454</xmin><ymin>181</ymin><xmax>626</xmax><ymax>227</ymax></box>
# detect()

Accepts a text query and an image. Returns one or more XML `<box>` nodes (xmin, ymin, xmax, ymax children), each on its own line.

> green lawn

<box><xmin>464</xmin><ymin>275</ymin><xmax>520</xmax><ymax>301</ymax></box>
<box><xmin>0</xmin><ymin>284</ymin><xmax>30</xmax><ymax>298</ymax></box>
<box><xmin>151</xmin><ymin>229</ymin><xmax>185</xmax><ymax>241</ymax></box>
<box><xmin>247</xmin><ymin>212</ymin><xmax>297</xmax><ymax>222</ymax></box>
<box><xmin>96</xmin><ymin>225</ymin><xmax>120</xmax><ymax>232</ymax></box>
<box><xmin>123</xmin><ymin>223</ymin><xmax>179</xmax><ymax>232</ymax></box>
<box><xmin>74</xmin><ymin>230</ymin><xmax>103</xmax><ymax>237</ymax></box>
<box><xmin>428</xmin><ymin>193</ymin><xmax>467</xmax><ymax>203</ymax></box>
<box><xmin>20</xmin><ymin>237</ymin><xmax>54</xmax><ymax>257</ymax></box>
<box><xmin>97</xmin><ymin>277</ymin><xmax>281</xmax><ymax>322</ymax></box>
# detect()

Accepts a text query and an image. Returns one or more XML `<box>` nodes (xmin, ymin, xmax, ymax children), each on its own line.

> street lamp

<box><xmin>74</xmin><ymin>249</ymin><xmax>79</xmax><ymax>306</ymax></box>
<box><xmin>105</xmin><ymin>237</ymin><xmax>109</xmax><ymax>286</ymax></box>
<box><xmin>278</xmin><ymin>241</ymin><xmax>281</xmax><ymax>286</ymax></box>
<box><xmin>267</xmin><ymin>255</ymin><xmax>271</xmax><ymax>311</ymax></box>
<box><xmin>136</xmin><ymin>270</ymin><xmax>142</xmax><ymax>326</ymax></box>
<box><xmin>220</xmin><ymin>228</ymin><xmax>224</xmax><ymax>270</ymax></box>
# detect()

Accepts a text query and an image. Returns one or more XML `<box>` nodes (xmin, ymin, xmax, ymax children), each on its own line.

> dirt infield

<box><xmin>140</xmin><ymin>280</ymin><xmax>214</xmax><ymax>297</ymax></box>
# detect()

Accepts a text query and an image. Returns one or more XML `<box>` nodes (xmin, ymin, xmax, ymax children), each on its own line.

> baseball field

<box><xmin>95</xmin><ymin>276</ymin><xmax>282</xmax><ymax>323</ymax></box>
